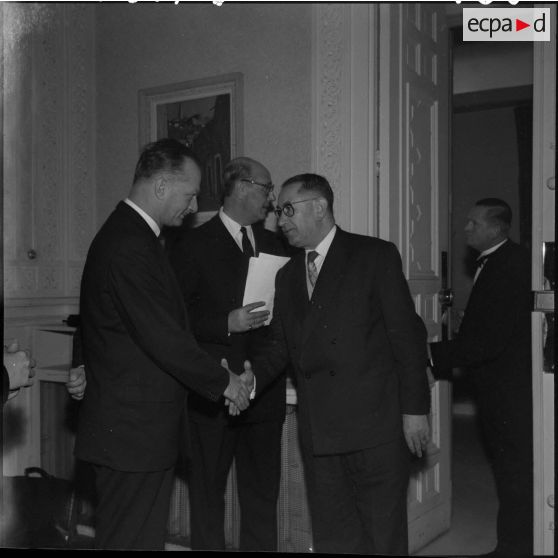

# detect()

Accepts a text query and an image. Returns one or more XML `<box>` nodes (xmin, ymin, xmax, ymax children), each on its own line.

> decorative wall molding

<box><xmin>4</xmin><ymin>297</ymin><xmax>79</xmax><ymax>323</ymax></box>
<box><xmin>312</xmin><ymin>3</ymin><xmax>347</xmax><ymax>205</ymax></box>
<box><xmin>312</xmin><ymin>4</ymin><xmax>379</xmax><ymax>236</ymax></box>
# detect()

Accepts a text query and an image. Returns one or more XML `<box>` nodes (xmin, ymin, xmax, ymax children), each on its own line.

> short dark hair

<box><xmin>133</xmin><ymin>138</ymin><xmax>200</xmax><ymax>184</ymax></box>
<box><xmin>281</xmin><ymin>173</ymin><xmax>334</xmax><ymax>215</ymax></box>
<box><xmin>475</xmin><ymin>198</ymin><xmax>512</xmax><ymax>233</ymax></box>
<box><xmin>222</xmin><ymin>157</ymin><xmax>253</xmax><ymax>198</ymax></box>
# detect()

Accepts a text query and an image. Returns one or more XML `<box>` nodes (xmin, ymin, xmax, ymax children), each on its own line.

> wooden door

<box><xmin>378</xmin><ymin>3</ymin><xmax>452</xmax><ymax>552</ymax></box>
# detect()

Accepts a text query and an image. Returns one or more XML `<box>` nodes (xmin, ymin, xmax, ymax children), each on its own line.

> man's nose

<box><xmin>189</xmin><ymin>197</ymin><xmax>198</xmax><ymax>214</ymax></box>
<box><xmin>268</xmin><ymin>190</ymin><xmax>276</xmax><ymax>203</ymax></box>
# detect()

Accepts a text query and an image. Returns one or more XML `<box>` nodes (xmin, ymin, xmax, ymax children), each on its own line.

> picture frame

<box><xmin>139</xmin><ymin>73</ymin><xmax>243</xmax><ymax>216</ymax></box>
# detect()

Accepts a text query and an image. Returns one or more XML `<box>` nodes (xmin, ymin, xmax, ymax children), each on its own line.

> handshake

<box><xmin>221</xmin><ymin>358</ymin><xmax>255</xmax><ymax>416</ymax></box>
<box><xmin>66</xmin><ymin>359</ymin><xmax>256</xmax><ymax>417</ymax></box>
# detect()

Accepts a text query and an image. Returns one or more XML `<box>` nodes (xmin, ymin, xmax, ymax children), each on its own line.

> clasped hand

<box><xmin>66</xmin><ymin>365</ymin><xmax>87</xmax><ymax>400</ymax></box>
<box><xmin>221</xmin><ymin>359</ymin><xmax>254</xmax><ymax>416</ymax></box>
<box><xmin>4</xmin><ymin>340</ymin><xmax>36</xmax><ymax>400</ymax></box>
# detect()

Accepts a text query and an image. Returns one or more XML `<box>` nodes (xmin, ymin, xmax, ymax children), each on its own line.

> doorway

<box><xmin>450</xmin><ymin>31</ymin><xmax>534</xmax><ymax>414</ymax></box>
<box><xmin>417</xmin><ymin>28</ymin><xmax>534</xmax><ymax>557</ymax></box>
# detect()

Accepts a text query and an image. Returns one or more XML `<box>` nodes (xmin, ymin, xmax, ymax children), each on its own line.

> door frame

<box><xmin>531</xmin><ymin>7</ymin><xmax>555</xmax><ymax>554</ymax></box>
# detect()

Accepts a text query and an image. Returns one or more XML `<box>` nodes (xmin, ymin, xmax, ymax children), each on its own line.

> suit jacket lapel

<box><xmin>468</xmin><ymin>241</ymin><xmax>508</xmax><ymax>300</ymax></box>
<box><xmin>301</xmin><ymin>229</ymin><xmax>351</xmax><ymax>345</ymax></box>
<box><xmin>207</xmin><ymin>215</ymin><xmax>245</xmax><ymax>259</ymax></box>
<box><xmin>205</xmin><ymin>215</ymin><xmax>250</xmax><ymax>302</ymax></box>
<box><xmin>285</xmin><ymin>251</ymin><xmax>309</xmax><ymax>333</ymax></box>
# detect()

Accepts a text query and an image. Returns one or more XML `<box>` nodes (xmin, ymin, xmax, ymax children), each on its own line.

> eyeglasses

<box><xmin>240</xmin><ymin>178</ymin><xmax>275</xmax><ymax>195</ymax></box>
<box><xmin>273</xmin><ymin>197</ymin><xmax>321</xmax><ymax>218</ymax></box>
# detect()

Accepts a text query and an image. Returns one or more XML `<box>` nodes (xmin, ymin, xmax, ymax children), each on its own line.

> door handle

<box><xmin>532</xmin><ymin>291</ymin><xmax>554</xmax><ymax>312</ymax></box>
<box><xmin>438</xmin><ymin>288</ymin><xmax>454</xmax><ymax>307</ymax></box>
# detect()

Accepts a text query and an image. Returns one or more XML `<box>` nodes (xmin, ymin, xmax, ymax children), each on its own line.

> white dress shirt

<box><xmin>219</xmin><ymin>207</ymin><xmax>255</xmax><ymax>254</ymax></box>
<box><xmin>124</xmin><ymin>198</ymin><xmax>161</xmax><ymax>237</ymax></box>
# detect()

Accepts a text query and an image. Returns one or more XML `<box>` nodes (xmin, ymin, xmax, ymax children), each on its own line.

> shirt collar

<box><xmin>219</xmin><ymin>207</ymin><xmax>251</xmax><ymax>238</ymax></box>
<box><xmin>306</xmin><ymin>224</ymin><xmax>337</xmax><ymax>260</ymax></box>
<box><xmin>124</xmin><ymin>198</ymin><xmax>161</xmax><ymax>237</ymax></box>
<box><xmin>479</xmin><ymin>238</ymin><xmax>508</xmax><ymax>259</ymax></box>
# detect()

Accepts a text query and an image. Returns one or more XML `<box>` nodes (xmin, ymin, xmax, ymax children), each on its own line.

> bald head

<box><xmin>222</xmin><ymin>157</ymin><xmax>268</xmax><ymax>197</ymax></box>
<box><xmin>222</xmin><ymin>156</ymin><xmax>275</xmax><ymax>226</ymax></box>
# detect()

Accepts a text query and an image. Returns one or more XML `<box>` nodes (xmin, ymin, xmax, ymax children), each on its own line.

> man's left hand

<box><xmin>402</xmin><ymin>414</ymin><xmax>430</xmax><ymax>458</ymax></box>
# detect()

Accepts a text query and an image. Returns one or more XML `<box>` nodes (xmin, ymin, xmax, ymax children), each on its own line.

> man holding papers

<box><xmin>169</xmin><ymin>157</ymin><xmax>291</xmax><ymax>551</ymax></box>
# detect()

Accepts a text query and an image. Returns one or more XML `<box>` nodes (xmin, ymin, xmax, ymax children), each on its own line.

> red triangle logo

<box><xmin>516</xmin><ymin>18</ymin><xmax>530</xmax><ymax>32</ymax></box>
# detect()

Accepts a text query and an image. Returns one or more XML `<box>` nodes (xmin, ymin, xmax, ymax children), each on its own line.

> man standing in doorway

<box><xmin>250</xmin><ymin>173</ymin><xmax>431</xmax><ymax>554</ymax></box>
<box><xmin>169</xmin><ymin>157</ymin><xmax>290</xmax><ymax>551</ymax></box>
<box><xmin>430</xmin><ymin>198</ymin><xmax>532</xmax><ymax>557</ymax></box>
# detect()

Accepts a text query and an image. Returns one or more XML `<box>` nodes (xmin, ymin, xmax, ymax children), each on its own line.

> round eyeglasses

<box><xmin>273</xmin><ymin>197</ymin><xmax>321</xmax><ymax>218</ymax></box>
<box><xmin>240</xmin><ymin>178</ymin><xmax>275</xmax><ymax>195</ymax></box>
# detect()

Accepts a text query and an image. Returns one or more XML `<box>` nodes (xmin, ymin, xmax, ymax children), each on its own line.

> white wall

<box><xmin>94</xmin><ymin>3</ymin><xmax>312</xmax><ymax>226</ymax></box>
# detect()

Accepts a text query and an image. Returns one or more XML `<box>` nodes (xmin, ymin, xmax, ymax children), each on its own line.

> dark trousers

<box><xmin>188</xmin><ymin>418</ymin><xmax>283</xmax><ymax>551</ymax></box>
<box><xmin>92</xmin><ymin>464</ymin><xmax>175</xmax><ymax>550</ymax></box>
<box><xmin>303</xmin><ymin>437</ymin><xmax>411</xmax><ymax>555</ymax></box>
<box><xmin>479</xmin><ymin>388</ymin><xmax>533</xmax><ymax>556</ymax></box>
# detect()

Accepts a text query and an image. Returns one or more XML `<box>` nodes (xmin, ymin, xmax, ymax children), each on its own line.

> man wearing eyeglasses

<box><xmin>251</xmin><ymin>173</ymin><xmax>431</xmax><ymax>554</ymax></box>
<box><xmin>169</xmin><ymin>157</ymin><xmax>291</xmax><ymax>551</ymax></box>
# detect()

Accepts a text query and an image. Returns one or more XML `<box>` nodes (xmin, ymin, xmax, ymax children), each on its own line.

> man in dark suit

<box><xmin>74</xmin><ymin>139</ymin><xmax>253</xmax><ymax>550</ymax></box>
<box><xmin>249</xmin><ymin>173</ymin><xmax>431</xmax><ymax>554</ymax></box>
<box><xmin>429</xmin><ymin>198</ymin><xmax>532</xmax><ymax>557</ymax></box>
<box><xmin>169</xmin><ymin>157</ymin><xmax>289</xmax><ymax>551</ymax></box>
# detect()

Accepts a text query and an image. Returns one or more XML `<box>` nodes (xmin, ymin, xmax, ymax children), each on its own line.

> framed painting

<box><xmin>139</xmin><ymin>73</ymin><xmax>243</xmax><ymax>214</ymax></box>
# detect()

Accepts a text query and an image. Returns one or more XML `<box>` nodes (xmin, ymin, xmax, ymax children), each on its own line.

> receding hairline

<box><xmin>229</xmin><ymin>156</ymin><xmax>269</xmax><ymax>177</ymax></box>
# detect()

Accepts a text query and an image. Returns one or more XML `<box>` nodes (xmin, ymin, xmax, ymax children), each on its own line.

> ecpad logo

<box><xmin>463</xmin><ymin>8</ymin><xmax>550</xmax><ymax>42</ymax></box>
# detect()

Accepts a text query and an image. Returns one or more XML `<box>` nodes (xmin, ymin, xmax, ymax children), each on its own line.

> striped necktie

<box><xmin>307</xmin><ymin>250</ymin><xmax>319</xmax><ymax>289</ymax></box>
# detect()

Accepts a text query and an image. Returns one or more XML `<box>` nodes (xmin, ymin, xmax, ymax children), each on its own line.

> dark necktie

<box><xmin>240</xmin><ymin>226</ymin><xmax>254</xmax><ymax>258</ymax></box>
<box><xmin>307</xmin><ymin>250</ymin><xmax>319</xmax><ymax>288</ymax></box>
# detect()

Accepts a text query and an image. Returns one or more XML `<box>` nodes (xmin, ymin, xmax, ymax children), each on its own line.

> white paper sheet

<box><xmin>242</xmin><ymin>252</ymin><xmax>290</xmax><ymax>325</ymax></box>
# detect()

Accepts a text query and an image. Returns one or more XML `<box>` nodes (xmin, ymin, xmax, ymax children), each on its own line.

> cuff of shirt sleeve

<box><xmin>250</xmin><ymin>375</ymin><xmax>256</xmax><ymax>400</ymax></box>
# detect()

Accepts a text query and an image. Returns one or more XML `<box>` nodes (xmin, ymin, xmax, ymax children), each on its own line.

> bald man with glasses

<box><xmin>169</xmin><ymin>157</ymin><xmax>292</xmax><ymax>551</ymax></box>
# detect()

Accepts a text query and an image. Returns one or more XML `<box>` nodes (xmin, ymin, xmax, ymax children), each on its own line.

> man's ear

<box><xmin>153</xmin><ymin>176</ymin><xmax>166</xmax><ymax>200</ymax></box>
<box><xmin>314</xmin><ymin>197</ymin><xmax>328</xmax><ymax>220</ymax></box>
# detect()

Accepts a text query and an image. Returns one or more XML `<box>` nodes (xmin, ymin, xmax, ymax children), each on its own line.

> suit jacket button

<box><xmin>331</xmin><ymin>339</ymin><xmax>337</xmax><ymax>344</ymax></box>
<box><xmin>323</xmin><ymin>324</ymin><xmax>328</xmax><ymax>329</ymax></box>
<box><xmin>329</xmin><ymin>370</ymin><xmax>336</xmax><ymax>376</ymax></box>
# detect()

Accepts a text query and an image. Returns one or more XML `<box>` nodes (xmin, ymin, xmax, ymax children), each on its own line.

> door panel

<box><xmin>379</xmin><ymin>3</ymin><xmax>451</xmax><ymax>552</ymax></box>
<box><xmin>531</xmin><ymin>6</ymin><xmax>555</xmax><ymax>554</ymax></box>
